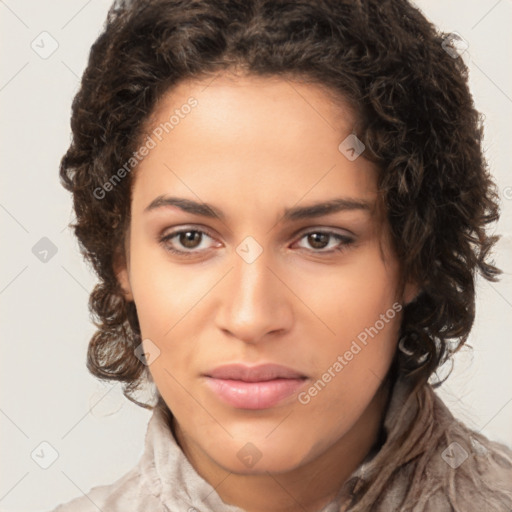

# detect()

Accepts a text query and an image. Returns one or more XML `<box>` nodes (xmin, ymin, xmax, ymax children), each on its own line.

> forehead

<box><xmin>131</xmin><ymin>73</ymin><xmax>378</xmax><ymax>219</ymax></box>
<box><xmin>145</xmin><ymin>72</ymin><xmax>358</xmax><ymax>144</ymax></box>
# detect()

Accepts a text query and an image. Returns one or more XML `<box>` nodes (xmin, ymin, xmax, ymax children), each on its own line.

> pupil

<box><xmin>309</xmin><ymin>233</ymin><xmax>328</xmax><ymax>249</ymax></box>
<box><xmin>181</xmin><ymin>231</ymin><xmax>200</xmax><ymax>248</ymax></box>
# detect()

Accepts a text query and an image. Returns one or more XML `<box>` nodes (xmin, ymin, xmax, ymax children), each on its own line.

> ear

<box><xmin>403</xmin><ymin>280</ymin><xmax>421</xmax><ymax>306</ymax></box>
<box><xmin>113</xmin><ymin>246</ymin><xmax>134</xmax><ymax>302</ymax></box>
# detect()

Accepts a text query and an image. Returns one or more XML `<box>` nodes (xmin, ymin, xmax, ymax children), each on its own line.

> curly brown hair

<box><xmin>60</xmin><ymin>0</ymin><xmax>501</xmax><ymax>412</ymax></box>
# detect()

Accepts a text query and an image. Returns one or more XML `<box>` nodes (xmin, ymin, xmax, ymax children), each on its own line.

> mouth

<box><xmin>203</xmin><ymin>363</ymin><xmax>309</xmax><ymax>410</ymax></box>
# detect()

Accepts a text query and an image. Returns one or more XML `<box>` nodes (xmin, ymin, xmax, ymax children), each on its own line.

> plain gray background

<box><xmin>1</xmin><ymin>0</ymin><xmax>511</xmax><ymax>510</ymax></box>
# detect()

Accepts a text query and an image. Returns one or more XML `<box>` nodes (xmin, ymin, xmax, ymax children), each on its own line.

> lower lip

<box><xmin>204</xmin><ymin>377</ymin><xmax>307</xmax><ymax>410</ymax></box>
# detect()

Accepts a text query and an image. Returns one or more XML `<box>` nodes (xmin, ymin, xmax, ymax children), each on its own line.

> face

<box><xmin>116</xmin><ymin>73</ymin><xmax>417</xmax><ymax>475</ymax></box>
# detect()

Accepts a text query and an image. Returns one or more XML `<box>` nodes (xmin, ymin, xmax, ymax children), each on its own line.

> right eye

<box><xmin>159</xmin><ymin>227</ymin><xmax>219</xmax><ymax>255</ymax></box>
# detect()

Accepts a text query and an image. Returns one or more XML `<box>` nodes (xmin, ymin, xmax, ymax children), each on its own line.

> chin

<box><xmin>206</xmin><ymin>438</ymin><xmax>310</xmax><ymax>475</ymax></box>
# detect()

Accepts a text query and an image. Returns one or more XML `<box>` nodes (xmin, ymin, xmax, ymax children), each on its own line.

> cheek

<box><xmin>128</xmin><ymin>240</ymin><xmax>215</xmax><ymax>381</ymax></box>
<box><xmin>128</xmin><ymin>240</ymin><xmax>200</xmax><ymax>332</ymax></box>
<box><xmin>304</xmin><ymin>249</ymin><xmax>401</xmax><ymax>395</ymax></box>
<box><xmin>312</xmin><ymin>246</ymin><xmax>400</xmax><ymax>342</ymax></box>
<box><xmin>298</xmin><ymin>309</ymin><xmax>400</xmax><ymax>449</ymax></box>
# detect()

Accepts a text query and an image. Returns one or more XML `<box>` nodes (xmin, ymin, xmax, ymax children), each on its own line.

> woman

<box><xmin>52</xmin><ymin>0</ymin><xmax>512</xmax><ymax>510</ymax></box>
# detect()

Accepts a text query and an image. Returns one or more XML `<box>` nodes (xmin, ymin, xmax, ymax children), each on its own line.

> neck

<box><xmin>172</xmin><ymin>378</ymin><xmax>392</xmax><ymax>512</ymax></box>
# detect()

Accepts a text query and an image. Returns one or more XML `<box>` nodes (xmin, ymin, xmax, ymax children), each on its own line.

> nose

<box><xmin>215</xmin><ymin>249</ymin><xmax>293</xmax><ymax>344</ymax></box>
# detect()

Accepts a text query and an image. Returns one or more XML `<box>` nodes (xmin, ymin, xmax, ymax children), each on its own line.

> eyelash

<box><xmin>158</xmin><ymin>227</ymin><xmax>355</xmax><ymax>257</ymax></box>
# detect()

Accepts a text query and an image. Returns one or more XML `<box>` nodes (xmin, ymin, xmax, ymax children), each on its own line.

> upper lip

<box><xmin>206</xmin><ymin>363</ymin><xmax>307</xmax><ymax>382</ymax></box>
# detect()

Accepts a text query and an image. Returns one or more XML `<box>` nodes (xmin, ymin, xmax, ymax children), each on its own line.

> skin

<box><xmin>116</xmin><ymin>72</ymin><xmax>419</xmax><ymax>512</ymax></box>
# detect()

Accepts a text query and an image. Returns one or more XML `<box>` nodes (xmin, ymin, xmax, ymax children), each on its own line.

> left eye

<box><xmin>294</xmin><ymin>231</ymin><xmax>354</xmax><ymax>252</ymax></box>
<box><xmin>159</xmin><ymin>228</ymin><xmax>354</xmax><ymax>255</ymax></box>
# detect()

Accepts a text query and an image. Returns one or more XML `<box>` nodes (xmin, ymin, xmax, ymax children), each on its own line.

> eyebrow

<box><xmin>143</xmin><ymin>195</ymin><xmax>372</xmax><ymax>222</ymax></box>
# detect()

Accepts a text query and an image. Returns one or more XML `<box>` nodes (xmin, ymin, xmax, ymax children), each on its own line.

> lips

<box><xmin>207</xmin><ymin>363</ymin><xmax>307</xmax><ymax>382</ymax></box>
<box><xmin>204</xmin><ymin>363</ymin><xmax>308</xmax><ymax>410</ymax></box>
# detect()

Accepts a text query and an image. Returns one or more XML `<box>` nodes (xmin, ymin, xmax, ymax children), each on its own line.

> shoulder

<box><xmin>47</xmin><ymin>484</ymin><xmax>114</xmax><ymax>512</ymax></box>
<box><xmin>421</xmin><ymin>400</ymin><xmax>512</xmax><ymax>511</ymax></box>
<box><xmin>48</xmin><ymin>491</ymin><xmax>104</xmax><ymax>512</ymax></box>
<box><xmin>46</xmin><ymin>465</ymin><xmax>160</xmax><ymax>512</ymax></box>
<box><xmin>373</xmin><ymin>381</ymin><xmax>512</xmax><ymax>512</ymax></box>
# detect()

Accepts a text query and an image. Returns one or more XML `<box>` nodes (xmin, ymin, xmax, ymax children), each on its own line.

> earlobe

<box><xmin>113</xmin><ymin>249</ymin><xmax>134</xmax><ymax>302</ymax></box>
<box><xmin>403</xmin><ymin>281</ymin><xmax>421</xmax><ymax>306</ymax></box>
<box><xmin>116</xmin><ymin>266</ymin><xmax>134</xmax><ymax>301</ymax></box>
